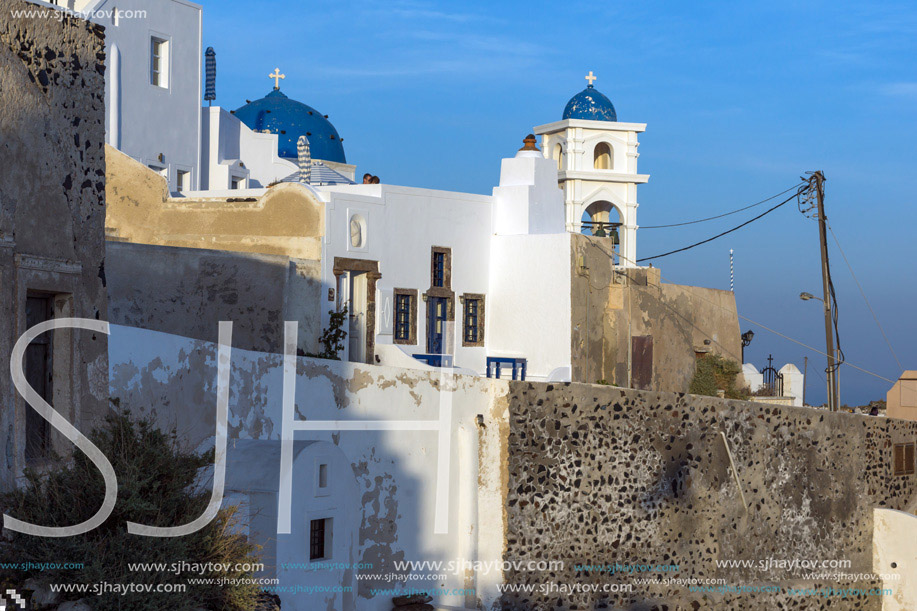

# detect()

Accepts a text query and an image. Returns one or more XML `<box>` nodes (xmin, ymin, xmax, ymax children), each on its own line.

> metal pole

<box><xmin>813</xmin><ymin>172</ymin><xmax>839</xmax><ymax>411</ymax></box>
<box><xmin>730</xmin><ymin>249</ymin><xmax>735</xmax><ymax>293</ymax></box>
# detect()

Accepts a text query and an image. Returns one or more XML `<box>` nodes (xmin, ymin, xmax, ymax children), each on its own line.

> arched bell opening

<box><xmin>581</xmin><ymin>200</ymin><xmax>622</xmax><ymax>246</ymax></box>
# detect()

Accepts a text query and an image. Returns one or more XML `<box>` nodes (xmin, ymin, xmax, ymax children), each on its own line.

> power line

<box><xmin>736</xmin><ymin>314</ymin><xmax>891</xmax><ymax>383</ymax></box>
<box><xmin>641</xmin><ymin>183</ymin><xmax>802</xmax><ymax>229</ymax></box>
<box><xmin>598</xmin><ymin>245</ymin><xmax>896</xmax><ymax>384</ymax></box>
<box><xmin>636</xmin><ymin>191</ymin><xmax>800</xmax><ymax>263</ymax></box>
<box><xmin>826</xmin><ymin>221</ymin><xmax>903</xmax><ymax>371</ymax></box>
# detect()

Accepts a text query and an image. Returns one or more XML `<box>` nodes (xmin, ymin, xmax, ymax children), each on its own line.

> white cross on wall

<box><xmin>585</xmin><ymin>71</ymin><xmax>597</xmax><ymax>86</ymax></box>
<box><xmin>269</xmin><ymin>68</ymin><xmax>285</xmax><ymax>89</ymax></box>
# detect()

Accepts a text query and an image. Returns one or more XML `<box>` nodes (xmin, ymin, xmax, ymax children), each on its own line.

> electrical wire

<box><xmin>599</xmin><ymin>243</ymin><xmax>896</xmax><ymax>384</ymax></box>
<box><xmin>827</xmin><ymin>221</ymin><xmax>903</xmax><ymax>371</ymax></box>
<box><xmin>641</xmin><ymin>183</ymin><xmax>802</xmax><ymax>229</ymax></box>
<box><xmin>636</xmin><ymin>190</ymin><xmax>800</xmax><ymax>263</ymax></box>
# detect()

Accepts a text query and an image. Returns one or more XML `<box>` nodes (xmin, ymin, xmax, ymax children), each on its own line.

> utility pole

<box><xmin>813</xmin><ymin>172</ymin><xmax>839</xmax><ymax>411</ymax></box>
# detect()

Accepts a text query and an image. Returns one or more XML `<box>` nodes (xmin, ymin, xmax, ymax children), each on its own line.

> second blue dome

<box><xmin>562</xmin><ymin>85</ymin><xmax>617</xmax><ymax>122</ymax></box>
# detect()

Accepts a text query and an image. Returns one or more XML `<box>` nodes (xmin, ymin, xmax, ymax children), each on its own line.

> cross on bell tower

<box><xmin>269</xmin><ymin>68</ymin><xmax>285</xmax><ymax>90</ymax></box>
<box><xmin>533</xmin><ymin>74</ymin><xmax>649</xmax><ymax>267</ymax></box>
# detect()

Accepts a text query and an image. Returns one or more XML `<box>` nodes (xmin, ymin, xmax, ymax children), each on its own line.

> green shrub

<box><xmin>307</xmin><ymin>306</ymin><xmax>348</xmax><ymax>360</ymax></box>
<box><xmin>0</xmin><ymin>411</ymin><xmax>261</xmax><ymax>611</ymax></box>
<box><xmin>689</xmin><ymin>354</ymin><xmax>749</xmax><ymax>400</ymax></box>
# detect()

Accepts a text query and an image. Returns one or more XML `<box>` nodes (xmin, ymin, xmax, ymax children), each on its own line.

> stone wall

<box><xmin>571</xmin><ymin>233</ymin><xmax>741</xmax><ymax>391</ymax></box>
<box><xmin>502</xmin><ymin>381</ymin><xmax>917</xmax><ymax>610</ymax></box>
<box><xmin>0</xmin><ymin>0</ymin><xmax>108</xmax><ymax>486</ymax></box>
<box><xmin>106</xmin><ymin>240</ymin><xmax>322</xmax><ymax>354</ymax></box>
<box><xmin>108</xmin><ymin>320</ymin><xmax>917</xmax><ymax>610</ymax></box>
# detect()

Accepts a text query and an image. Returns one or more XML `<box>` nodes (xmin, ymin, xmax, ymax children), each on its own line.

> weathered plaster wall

<box><xmin>108</xmin><ymin>324</ymin><xmax>510</xmax><ymax>610</ymax></box>
<box><xmin>502</xmin><ymin>381</ymin><xmax>917</xmax><ymax>610</ymax></box>
<box><xmin>106</xmin><ymin>241</ymin><xmax>321</xmax><ymax>354</ymax></box>
<box><xmin>0</xmin><ymin>0</ymin><xmax>108</xmax><ymax>486</ymax></box>
<box><xmin>104</xmin><ymin>145</ymin><xmax>325</xmax><ymax>259</ymax></box>
<box><xmin>572</xmin><ymin>233</ymin><xmax>741</xmax><ymax>391</ymax></box>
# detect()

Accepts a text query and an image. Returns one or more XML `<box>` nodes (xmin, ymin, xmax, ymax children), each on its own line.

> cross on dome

<box><xmin>269</xmin><ymin>68</ymin><xmax>285</xmax><ymax>89</ymax></box>
<box><xmin>585</xmin><ymin>71</ymin><xmax>597</xmax><ymax>87</ymax></box>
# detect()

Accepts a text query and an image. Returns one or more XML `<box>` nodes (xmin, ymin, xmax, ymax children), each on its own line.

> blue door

<box><xmin>427</xmin><ymin>297</ymin><xmax>447</xmax><ymax>354</ymax></box>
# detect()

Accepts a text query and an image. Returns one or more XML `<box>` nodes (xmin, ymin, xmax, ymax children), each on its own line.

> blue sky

<box><xmin>202</xmin><ymin>0</ymin><xmax>917</xmax><ymax>406</ymax></box>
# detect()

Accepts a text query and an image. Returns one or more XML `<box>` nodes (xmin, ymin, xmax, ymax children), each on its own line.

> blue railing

<box><xmin>413</xmin><ymin>354</ymin><xmax>454</xmax><ymax>368</ymax></box>
<box><xmin>486</xmin><ymin>357</ymin><xmax>527</xmax><ymax>381</ymax></box>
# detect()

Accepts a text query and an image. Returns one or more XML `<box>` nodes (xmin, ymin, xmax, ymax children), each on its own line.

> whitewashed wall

<box><xmin>318</xmin><ymin>184</ymin><xmax>494</xmax><ymax>373</ymax></box>
<box><xmin>81</xmin><ymin>0</ymin><xmax>202</xmax><ymax>191</ymax></box>
<box><xmin>488</xmin><ymin>234</ymin><xmax>573</xmax><ymax>381</ymax></box>
<box><xmin>108</xmin><ymin>324</ymin><xmax>509</xmax><ymax>611</ymax></box>
<box><xmin>200</xmin><ymin>107</ymin><xmax>297</xmax><ymax>190</ymax></box>
<box><xmin>315</xmin><ymin>147</ymin><xmax>572</xmax><ymax>380</ymax></box>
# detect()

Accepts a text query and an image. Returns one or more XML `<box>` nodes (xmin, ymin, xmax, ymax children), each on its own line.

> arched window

<box><xmin>593</xmin><ymin>142</ymin><xmax>613</xmax><ymax>170</ymax></box>
<box><xmin>553</xmin><ymin>143</ymin><xmax>564</xmax><ymax>170</ymax></box>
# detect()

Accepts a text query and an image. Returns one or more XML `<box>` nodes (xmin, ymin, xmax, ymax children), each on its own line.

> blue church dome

<box><xmin>562</xmin><ymin>85</ymin><xmax>617</xmax><ymax>122</ymax></box>
<box><xmin>233</xmin><ymin>89</ymin><xmax>346</xmax><ymax>163</ymax></box>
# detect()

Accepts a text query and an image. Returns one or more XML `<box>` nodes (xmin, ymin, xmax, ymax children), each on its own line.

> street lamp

<box><xmin>740</xmin><ymin>330</ymin><xmax>754</xmax><ymax>363</ymax></box>
<box><xmin>800</xmin><ymin>290</ymin><xmax>840</xmax><ymax>409</ymax></box>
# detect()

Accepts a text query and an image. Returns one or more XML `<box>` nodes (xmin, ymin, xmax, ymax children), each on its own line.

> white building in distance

<box><xmin>53</xmin><ymin>0</ymin><xmax>203</xmax><ymax>192</ymax></box>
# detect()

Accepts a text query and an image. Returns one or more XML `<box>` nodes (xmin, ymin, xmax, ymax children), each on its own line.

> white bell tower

<box><xmin>533</xmin><ymin>72</ymin><xmax>649</xmax><ymax>267</ymax></box>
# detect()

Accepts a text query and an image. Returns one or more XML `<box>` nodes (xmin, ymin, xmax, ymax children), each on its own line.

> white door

<box><xmin>348</xmin><ymin>272</ymin><xmax>367</xmax><ymax>363</ymax></box>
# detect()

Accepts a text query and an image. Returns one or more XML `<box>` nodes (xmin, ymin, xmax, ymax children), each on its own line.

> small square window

<box><xmin>150</xmin><ymin>37</ymin><xmax>169</xmax><ymax>88</ymax></box>
<box><xmin>318</xmin><ymin>463</ymin><xmax>328</xmax><ymax>489</ymax></box>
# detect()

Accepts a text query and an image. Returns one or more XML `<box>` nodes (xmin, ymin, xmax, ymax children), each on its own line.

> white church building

<box><xmin>87</xmin><ymin>0</ymin><xmax>668</xmax><ymax>384</ymax></box>
<box><xmin>41</xmin><ymin>0</ymin><xmax>774</xmax><ymax>605</ymax></box>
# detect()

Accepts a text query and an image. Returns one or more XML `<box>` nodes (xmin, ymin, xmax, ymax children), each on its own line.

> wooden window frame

<box><xmin>430</xmin><ymin>246</ymin><xmax>451</xmax><ymax>289</ymax></box>
<box><xmin>150</xmin><ymin>36</ymin><xmax>168</xmax><ymax>88</ymax></box>
<box><xmin>309</xmin><ymin>518</ymin><xmax>326</xmax><ymax>560</ymax></box>
<box><xmin>11</xmin><ymin>255</ymin><xmax>83</xmax><ymax>477</ymax></box>
<box><xmin>393</xmin><ymin>288</ymin><xmax>417</xmax><ymax>345</ymax></box>
<box><xmin>461</xmin><ymin>293</ymin><xmax>485</xmax><ymax>347</ymax></box>
<box><xmin>24</xmin><ymin>293</ymin><xmax>54</xmax><ymax>462</ymax></box>
<box><xmin>894</xmin><ymin>443</ymin><xmax>915</xmax><ymax>476</ymax></box>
